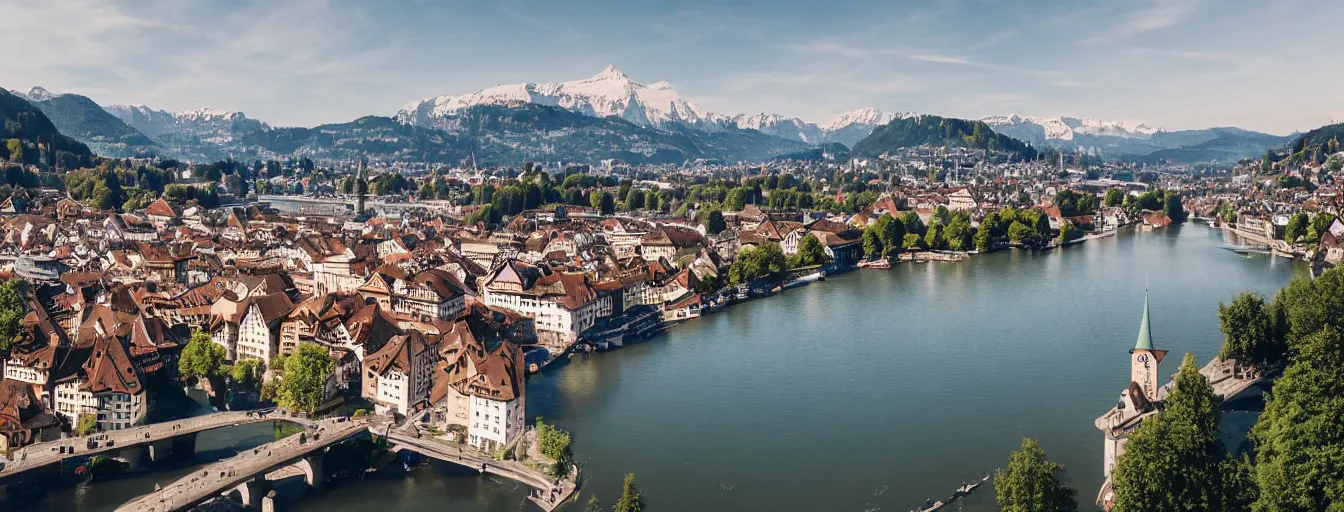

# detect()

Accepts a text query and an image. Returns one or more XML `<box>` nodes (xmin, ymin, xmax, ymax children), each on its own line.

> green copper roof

<box><xmin>1135</xmin><ymin>291</ymin><xmax>1154</xmax><ymax>351</ymax></box>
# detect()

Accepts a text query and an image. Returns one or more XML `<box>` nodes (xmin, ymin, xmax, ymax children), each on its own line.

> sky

<box><xmin>2</xmin><ymin>0</ymin><xmax>1339</xmax><ymax>135</ymax></box>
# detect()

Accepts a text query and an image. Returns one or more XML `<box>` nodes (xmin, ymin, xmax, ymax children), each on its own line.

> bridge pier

<box><xmin>232</xmin><ymin>476</ymin><xmax>268</xmax><ymax>509</ymax></box>
<box><xmin>298</xmin><ymin>452</ymin><xmax>325</xmax><ymax>489</ymax></box>
<box><xmin>115</xmin><ymin>446</ymin><xmax>145</xmax><ymax>472</ymax></box>
<box><xmin>262</xmin><ymin>490</ymin><xmax>279</xmax><ymax>512</ymax></box>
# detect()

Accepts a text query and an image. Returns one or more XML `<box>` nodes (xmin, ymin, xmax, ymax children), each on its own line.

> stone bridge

<box><xmin>0</xmin><ymin>409</ymin><xmax>311</xmax><ymax>482</ymax></box>
<box><xmin>114</xmin><ymin>416</ymin><xmax>368</xmax><ymax>512</ymax></box>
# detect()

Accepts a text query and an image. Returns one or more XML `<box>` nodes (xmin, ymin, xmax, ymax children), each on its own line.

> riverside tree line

<box><xmin>992</xmin><ymin>266</ymin><xmax>1344</xmax><ymax>512</ymax></box>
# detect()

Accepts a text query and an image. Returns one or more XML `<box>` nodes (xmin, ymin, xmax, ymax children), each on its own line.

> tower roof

<box><xmin>1134</xmin><ymin>291</ymin><xmax>1154</xmax><ymax>351</ymax></box>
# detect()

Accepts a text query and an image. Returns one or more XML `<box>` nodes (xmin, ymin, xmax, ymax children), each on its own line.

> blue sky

<box><xmin>3</xmin><ymin>0</ymin><xmax>1338</xmax><ymax>135</ymax></box>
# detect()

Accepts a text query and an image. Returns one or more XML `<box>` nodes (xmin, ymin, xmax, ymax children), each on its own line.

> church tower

<box><xmin>355</xmin><ymin>156</ymin><xmax>368</xmax><ymax>217</ymax></box>
<box><xmin>1129</xmin><ymin>291</ymin><xmax>1168</xmax><ymax>402</ymax></box>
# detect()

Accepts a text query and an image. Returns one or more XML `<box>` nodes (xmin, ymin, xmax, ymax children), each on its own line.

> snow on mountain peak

<box><xmin>981</xmin><ymin>114</ymin><xmax>1162</xmax><ymax>141</ymax></box>
<box><xmin>22</xmin><ymin>86</ymin><xmax>57</xmax><ymax>101</ymax></box>
<box><xmin>822</xmin><ymin>108</ymin><xmax>901</xmax><ymax>132</ymax></box>
<box><xmin>398</xmin><ymin>66</ymin><xmax>728</xmax><ymax>129</ymax></box>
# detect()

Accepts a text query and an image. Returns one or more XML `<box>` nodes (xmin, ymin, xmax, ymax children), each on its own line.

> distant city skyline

<box><xmin>3</xmin><ymin>0</ymin><xmax>1339</xmax><ymax>135</ymax></box>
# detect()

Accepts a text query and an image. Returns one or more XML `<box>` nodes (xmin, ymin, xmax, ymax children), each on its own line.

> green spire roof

<box><xmin>1135</xmin><ymin>291</ymin><xmax>1154</xmax><ymax>351</ymax></box>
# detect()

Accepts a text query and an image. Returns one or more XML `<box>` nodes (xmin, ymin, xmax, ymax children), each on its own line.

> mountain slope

<box><xmin>13</xmin><ymin>87</ymin><xmax>158</xmax><ymax>157</ymax></box>
<box><xmin>1142</xmin><ymin>128</ymin><xmax>1294</xmax><ymax>164</ymax></box>
<box><xmin>853</xmin><ymin>115</ymin><xmax>1037</xmax><ymax>159</ymax></box>
<box><xmin>0</xmin><ymin>88</ymin><xmax>95</xmax><ymax>166</ymax></box>
<box><xmin>1284</xmin><ymin>122</ymin><xmax>1344</xmax><ymax>161</ymax></box>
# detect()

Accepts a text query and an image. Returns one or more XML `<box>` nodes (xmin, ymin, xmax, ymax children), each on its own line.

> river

<box><xmin>12</xmin><ymin>225</ymin><xmax>1304</xmax><ymax>512</ymax></box>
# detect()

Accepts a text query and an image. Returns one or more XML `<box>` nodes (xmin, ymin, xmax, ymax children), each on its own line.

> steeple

<box><xmin>1134</xmin><ymin>290</ymin><xmax>1153</xmax><ymax>351</ymax></box>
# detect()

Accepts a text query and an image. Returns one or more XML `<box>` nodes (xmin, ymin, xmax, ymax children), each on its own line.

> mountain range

<box><xmin>982</xmin><ymin>114</ymin><xmax>1292</xmax><ymax>163</ymax></box>
<box><xmin>2</xmin><ymin>66</ymin><xmax>1298</xmax><ymax>166</ymax></box>
<box><xmin>395</xmin><ymin>66</ymin><xmax>898</xmax><ymax>148</ymax></box>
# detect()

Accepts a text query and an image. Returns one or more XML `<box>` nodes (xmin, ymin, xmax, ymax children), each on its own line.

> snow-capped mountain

<box><xmin>10</xmin><ymin>86</ymin><xmax>58</xmax><ymax>102</ymax></box>
<box><xmin>981</xmin><ymin>114</ymin><xmax>1160</xmax><ymax>142</ymax></box>
<box><xmin>731</xmin><ymin>113</ymin><xmax>824</xmax><ymax>144</ymax></box>
<box><xmin>105</xmin><ymin>104</ymin><xmax>270</xmax><ymax>141</ymax></box>
<box><xmin>398</xmin><ymin>65</ymin><xmax>733</xmax><ymax>131</ymax></box>
<box><xmin>398</xmin><ymin>66</ymin><xmax>904</xmax><ymax>147</ymax></box>
<box><xmin>822</xmin><ymin>107</ymin><xmax>902</xmax><ymax>132</ymax></box>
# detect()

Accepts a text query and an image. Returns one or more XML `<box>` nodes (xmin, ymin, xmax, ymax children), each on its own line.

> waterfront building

<box><xmin>1095</xmin><ymin>292</ymin><xmax>1169</xmax><ymax>509</ymax></box>
<box><xmin>362</xmin><ymin>330</ymin><xmax>437</xmax><ymax>415</ymax></box>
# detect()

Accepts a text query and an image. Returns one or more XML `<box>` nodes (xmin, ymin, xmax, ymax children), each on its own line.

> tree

<box><xmin>704</xmin><ymin>209</ymin><xmax>726</xmax><ymax>235</ymax></box>
<box><xmin>0</xmin><ymin>279</ymin><xmax>27</xmax><ymax>356</ymax></box>
<box><xmin>1276</xmin><ymin>268</ymin><xmax>1344</xmax><ymax>350</ymax></box>
<box><xmin>1008</xmin><ymin>222</ymin><xmax>1036</xmax><ymax>246</ymax></box>
<box><xmin>613</xmin><ymin>473</ymin><xmax>645</xmax><ymax>512</ymax></box>
<box><xmin>1217</xmin><ymin>292</ymin><xmax>1286</xmax><ymax>371</ymax></box>
<box><xmin>994</xmin><ymin>438</ymin><xmax>1078</xmax><ymax>512</ymax></box>
<box><xmin>1306</xmin><ymin>212</ymin><xmax>1337</xmax><ymax>245</ymax></box>
<box><xmin>862</xmin><ymin>227</ymin><xmax>883</xmax><ymax>259</ymax></box>
<box><xmin>231</xmin><ymin>359</ymin><xmax>263</xmax><ymax>390</ymax></box>
<box><xmin>902</xmin><ymin>232</ymin><xmax>924</xmax><ymax>250</ymax></box>
<box><xmin>178</xmin><ymin>329</ymin><xmax>226</xmax><ymax>380</ymax></box>
<box><xmin>944</xmin><ymin>216</ymin><xmax>973</xmax><ymax>251</ymax></box>
<box><xmin>1111</xmin><ymin>354</ymin><xmax>1234</xmax><ymax>512</ymax></box>
<box><xmin>586</xmin><ymin>495</ymin><xmax>602</xmax><ymax>512</ymax></box>
<box><xmin>924</xmin><ymin>224</ymin><xmax>945</xmax><ymax>250</ymax></box>
<box><xmin>1283</xmin><ymin>213</ymin><xmax>1308</xmax><ymax>243</ymax></box>
<box><xmin>626</xmin><ymin>189</ymin><xmax>645</xmax><ymax>210</ymax></box>
<box><xmin>1251</xmin><ymin>325</ymin><xmax>1344</xmax><ymax>510</ymax></box>
<box><xmin>873</xmin><ymin>214</ymin><xmax>905</xmax><ymax>253</ymax></box>
<box><xmin>899</xmin><ymin>211</ymin><xmax>926</xmax><ymax>236</ymax></box>
<box><xmin>76</xmin><ymin>414</ymin><xmax>98</xmax><ymax>436</ymax></box>
<box><xmin>1163</xmin><ymin>190</ymin><xmax>1187</xmax><ymax>223</ymax></box>
<box><xmin>275</xmin><ymin>342</ymin><xmax>335</xmax><ymax>414</ymax></box>
<box><xmin>590</xmin><ymin>191</ymin><xmax>615</xmax><ymax>215</ymax></box>
<box><xmin>975</xmin><ymin>218</ymin><xmax>994</xmax><ymax>252</ymax></box>
<box><xmin>1104</xmin><ymin>189</ymin><xmax>1126</xmax><ymax>207</ymax></box>
<box><xmin>6</xmin><ymin>139</ymin><xmax>22</xmax><ymax>163</ymax></box>
<box><xmin>1058</xmin><ymin>222</ymin><xmax>1080</xmax><ymax>244</ymax></box>
<box><xmin>794</xmin><ymin>233</ymin><xmax>829</xmax><ymax>267</ymax></box>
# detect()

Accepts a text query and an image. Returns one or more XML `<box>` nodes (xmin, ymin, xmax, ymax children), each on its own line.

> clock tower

<box><xmin>1129</xmin><ymin>291</ymin><xmax>1168</xmax><ymax>402</ymax></box>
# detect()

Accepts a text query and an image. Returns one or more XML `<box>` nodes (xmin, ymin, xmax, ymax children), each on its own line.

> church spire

<box><xmin>1134</xmin><ymin>290</ymin><xmax>1154</xmax><ymax>351</ymax></box>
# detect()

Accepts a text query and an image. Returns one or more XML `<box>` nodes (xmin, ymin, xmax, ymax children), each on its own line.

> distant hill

<box><xmin>14</xmin><ymin>88</ymin><xmax>159</xmax><ymax>157</ymax></box>
<box><xmin>1284</xmin><ymin>122</ymin><xmax>1344</xmax><ymax>163</ymax></box>
<box><xmin>0</xmin><ymin>88</ymin><xmax>95</xmax><ymax>167</ymax></box>
<box><xmin>852</xmin><ymin>115</ymin><xmax>1037</xmax><ymax>160</ymax></box>
<box><xmin>771</xmin><ymin>142</ymin><xmax>851</xmax><ymax>162</ymax></box>
<box><xmin>1141</xmin><ymin>128</ymin><xmax>1295</xmax><ymax>164</ymax></box>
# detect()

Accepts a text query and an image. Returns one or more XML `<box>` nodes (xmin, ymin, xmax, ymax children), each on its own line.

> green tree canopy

<box><xmin>1217</xmin><ymin>292</ymin><xmax>1287</xmax><ymax>371</ymax></box>
<box><xmin>0</xmin><ymin>279</ymin><xmax>27</xmax><ymax>356</ymax></box>
<box><xmin>178</xmin><ymin>329</ymin><xmax>226</xmax><ymax>380</ymax></box>
<box><xmin>994</xmin><ymin>438</ymin><xmax>1078</xmax><ymax>512</ymax></box>
<box><xmin>1250</xmin><ymin>325</ymin><xmax>1344</xmax><ymax>510</ymax></box>
<box><xmin>276</xmin><ymin>342</ymin><xmax>335</xmax><ymax>414</ymax></box>
<box><xmin>613</xmin><ymin>473</ymin><xmax>645</xmax><ymax>512</ymax></box>
<box><xmin>1284</xmin><ymin>213</ymin><xmax>1308</xmax><ymax>243</ymax></box>
<box><xmin>1105</xmin><ymin>188</ymin><xmax>1126</xmax><ymax>207</ymax></box>
<box><xmin>793</xmin><ymin>233</ymin><xmax>829</xmax><ymax>267</ymax></box>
